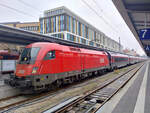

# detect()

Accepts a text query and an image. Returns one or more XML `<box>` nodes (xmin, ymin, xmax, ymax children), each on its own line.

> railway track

<box><xmin>0</xmin><ymin>63</ymin><xmax>143</xmax><ymax>113</ymax></box>
<box><xmin>0</xmin><ymin>94</ymin><xmax>22</xmax><ymax>102</ymax></box>
<box><xmin>0</xmin><ymin>88</ymin><xmax>62</xmax><ymax>112</ymax></box>
<box><xmin>43</xmin><ymin>63</ymin><xmax>144</xmax><ymax>113</ymax></box>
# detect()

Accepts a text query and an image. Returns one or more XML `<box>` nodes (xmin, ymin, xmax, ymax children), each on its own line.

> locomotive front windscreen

<box><xmin>18</xmin><ymin>47</ymin><xmax>40</xmax><ymax>64</ymax></box>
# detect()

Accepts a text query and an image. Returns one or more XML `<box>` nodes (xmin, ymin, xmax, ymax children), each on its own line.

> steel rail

<box><xmin>0</xmin><ymin>63</ymin><xmax>143</xmax><ymax>112</ymax></box>
<box><xmin>52</xmin><ymin>63</ymin><xmax>144</xmax><ymax>113</ymax></box>
<box><xmin>0</xmin><ymin>94</ymin><xmax>22</xmax><ymax>102</ymax></box>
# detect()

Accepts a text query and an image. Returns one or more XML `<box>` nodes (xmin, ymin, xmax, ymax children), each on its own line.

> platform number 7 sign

<box><xmin>141</xmin><ymin>29</ymin><xmax>147</xmax><ymax>38</ymax></box>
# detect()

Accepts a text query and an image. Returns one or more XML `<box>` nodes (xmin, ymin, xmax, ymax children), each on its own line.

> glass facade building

<box><xmin>40</xmin><ymin>6</ymin><xmax>122</xmax><ymax>52</ymax></box>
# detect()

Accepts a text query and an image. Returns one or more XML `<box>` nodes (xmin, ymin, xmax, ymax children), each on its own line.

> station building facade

<box><xmin>40</xmin><ymin>6</ymin><xmax>123</xmax><ymax>52</ymax></box>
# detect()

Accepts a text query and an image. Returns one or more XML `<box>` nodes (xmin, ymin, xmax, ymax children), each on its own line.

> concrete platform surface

<box><xmin>96</xmin><ymin>61</ymin><xmax>150</xmax><ymax>113</ymax></box>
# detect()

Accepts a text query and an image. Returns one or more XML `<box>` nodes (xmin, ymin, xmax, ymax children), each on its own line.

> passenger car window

<box><xmin>44</xmin><ymin>51</ymin><xmax>55</xmax><ymax>60</ymax></box>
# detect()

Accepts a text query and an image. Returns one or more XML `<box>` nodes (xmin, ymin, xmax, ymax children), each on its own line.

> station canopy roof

<box><xmin>113</xmin><ymin>0</ymin><xmax>150</xmax><ymax>56</ymax></box>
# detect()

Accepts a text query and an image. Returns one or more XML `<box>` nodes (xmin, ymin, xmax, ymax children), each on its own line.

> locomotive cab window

<box><xmin>18</xmin><ymin>47</ymin><xmax>40</xmax><ymax>64</ymax></box>
<box><xmin>44</xmin><ymin>50</ymin><xmax>55</xmax><ymax>60</ymax></box>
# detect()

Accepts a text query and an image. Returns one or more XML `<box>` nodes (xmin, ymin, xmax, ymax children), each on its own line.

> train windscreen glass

<box><xmin>18</xmin><ymin>47</ymin><xmax>40</xmax><ymax>64</ymax></box>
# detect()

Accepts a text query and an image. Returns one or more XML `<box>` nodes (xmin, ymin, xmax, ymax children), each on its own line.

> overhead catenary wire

<box><xmin>92</xmin><ymin>0</ymin><xmax>141</xmax><ymax>52</ymax></box>
<box><xmin>92</xmin><ymin>0</ymin><xmax>120</xmax><ymax>32</ymax></box>
<box><xmin>92</xmin><ymin>0</ymin><xmax>103</xmax><ymax>12</ymax></box>
<box><xmin>17</xmin><ymin>0</ymin><xmax>42</xmax><ymax>13</ymax></box>
<box><xmin>0</xmin><ymin>3</ymin><xmax>35</xmax><ymax>17</ymax></box>
<box><xmin>81</xmin><ymin>0</ymin><xmax>119</xmax><ymax>34</ymax></box>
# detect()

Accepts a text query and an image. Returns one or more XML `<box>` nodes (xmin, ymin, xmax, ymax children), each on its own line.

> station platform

<box><xmin>96</xmin><ymin>61</ymin><xmax>150</xmax><ymax>113</ymax></box>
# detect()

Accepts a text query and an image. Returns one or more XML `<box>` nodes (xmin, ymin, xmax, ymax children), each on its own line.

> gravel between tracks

<box><xmin>8</xmin><ymin>63</ymin><xmax>141</xmax><ymax>113</ymax></box>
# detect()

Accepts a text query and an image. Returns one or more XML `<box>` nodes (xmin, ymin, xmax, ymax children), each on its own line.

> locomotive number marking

<box><xmin>18</xmin><ymin>70</ymin><xmax>25</xmax><ymax>74</ymax></box>
<box><xmin>100</xmin><ymin>58</ymin><xmax>104</xmax><ymax>63</ymax></box>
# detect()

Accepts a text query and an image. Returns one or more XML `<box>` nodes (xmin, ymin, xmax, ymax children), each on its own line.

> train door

<box><xmin>80</xmin><ymin>53</ymin><xmax>85</xmax><ymax>72</ymax></box>
<box><xmin>105</xmin><ymin>51</ymin><xmax>112</xmax><ymax>68</ymax></box>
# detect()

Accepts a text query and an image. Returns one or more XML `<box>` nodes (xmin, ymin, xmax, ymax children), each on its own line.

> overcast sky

<box><xmin>0</xmin><ymin>0</ymin><xmax>145</xmax><ymax>55</ymax></box>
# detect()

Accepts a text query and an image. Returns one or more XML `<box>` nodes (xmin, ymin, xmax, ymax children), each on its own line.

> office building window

<box><xmin>65</xmin><ymin>15</ymin><xmax>69</xmax><ymax>32</ymax></box>
<box><xmin>60</xmin><ymin>15</ymin><xmax>64</xmax><ymax>31</ymax></box>
<box><xmin>40</xmin><ymin>19</ymin><xmax>43</xmax><ymax>33</ymax></box>
<box><xmin>51</xmin><ymin>17</ymin><xmax>53</xmax><ymax>32</ymax></box>
<box><xmin>67</xmin><ymin>33</ymin><xmax>75</xmax><ymax>42</ymax></box>
<box><xmin>64</xmin><ymin>15</ymin><xmax>67</xmax><ymax>31</ymax></box>
<box><xmin>47</xmin><ymin>18</ymin><xmax>49</xmax><ymax>32</ymax></box>
<box><xmin>89</xmin><ymin>41</ymin><xmax>94</xmax><ymax>46</ymax></box>
<box><xmin>72</xmin><ymin>18</ymin><xmax>75</xmax><ymax>33</ymax></box>
<box><xmin>51</xmin><ymin>33</ymin><xmax>64</xmax><ymax>39</ymax></box>
<box><xmin>76</xmin><ymin>21</ymin><xmax>79</xmax><ymax>35</ymax></box>
<box><xmin>78</xmin><ymin>22</ymin><xmax>81</xmax><ymax>36</ymax></box>
<box><xmin>82</xmin><ymin>24</ymin><xmax>84</xmax><ymax>37</ymax></box>
<box><xmin>53</xmin><ymin>16</ymin><xmax>56</xmax><ymax>32</ymax></box>
<box><xmin>69</xmin><ymin>16</ymin><xmax>71</xmax><ymax>32</ymax></box>
<box><xmin>81</xmin><ymin>38</ymin><xmax>86</xmax><ymax>44</ymax></box>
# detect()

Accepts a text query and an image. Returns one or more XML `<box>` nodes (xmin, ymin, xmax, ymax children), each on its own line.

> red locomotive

<box><xmin>5</xmin><ymin>42</ymin><xmax>145</xmax><ymax>92</ymax></box>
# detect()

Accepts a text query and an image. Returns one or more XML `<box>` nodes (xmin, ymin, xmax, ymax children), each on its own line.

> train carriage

<box><xmin>129</xmin><ymin>55</ymin><xmax>137</xmax><ymax>64</ymax></box>
<box><xmin>108</xmin><ymin>52</ymin><xmax>129</xmax><ymax>69</ymax></box>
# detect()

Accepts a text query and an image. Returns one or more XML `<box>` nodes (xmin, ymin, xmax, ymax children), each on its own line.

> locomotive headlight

<box><xmin>32</xmin><ymin>67</ymin><xmax>38</xmax><ymax>74</ymax></box>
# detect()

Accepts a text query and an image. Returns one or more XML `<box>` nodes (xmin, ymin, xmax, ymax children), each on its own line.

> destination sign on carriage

<box><xmin>139</xmin><ymin>28</ymin><xmax>150</xmax><ymax>40</ymax></box>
